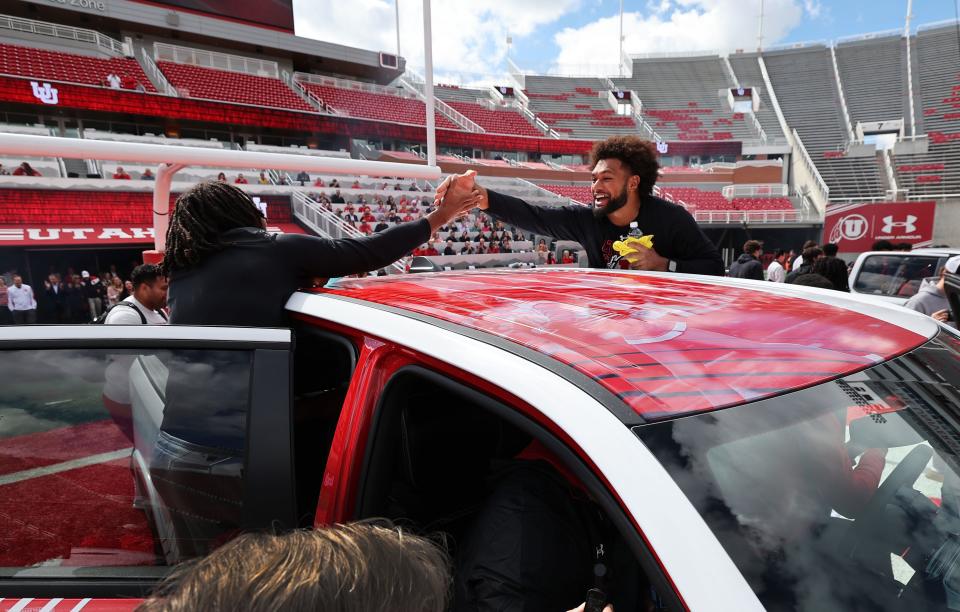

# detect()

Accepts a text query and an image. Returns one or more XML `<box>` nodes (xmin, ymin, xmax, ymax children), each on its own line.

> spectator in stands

<box><xmin>786</xmin><ymin>246</ymin><xmax>823</xmax><ymax>283</ymax></box>
<box><xmin>811</xmin><ymin>256</ymin><xmax>850</xmax><ymax>292</ymax></box>
<box><xmin>561</xmin><ymin>250</ymin><xmax>575</xmax><ymax>264</ymax></box>
<box><xmin>13</xmin><ymin>162</ymin><xmax>41</xmax><ymax>176</ymax></box>
<box><xmin>792</xmin><ymin>240</ymin><xmax>817</xmax><ymax>271</ymax></box>
<box><xmin>122</xmin><ymin>279</ymin><xmax>134</xmax><ymax>301</ymax></box>
<box><xmin>501</xmin><ymin>237</ymin><xmax>513</xmax><ymax>253</ymax></box>
<box><xmin>476</xmin><ymin>237</ymin><xmax>488</xmax><ymax>254</ymax></box>
<box><xmin>8</xmin><ymin>275</ymin><xmax>37</xmax><ymax>325</ymax></box>
<box><xmin>217</xmin><ymin>172</ymin><xmax>227</xmax><ymax>182</ymax></box>
<box><xmin>141</xmin><ymin>168</ymin><xmax>155</xmax><ymax>181</ymax></box>
<box><xmin>904</xmin><ymin>255</ymin><xmax>959</xmax><ymax>324</ymax></box>
<box><xmin>163</xmin><ymin>181</ymin><xmax>478</xmax><ymax>328</ymax></box>
<box><xmin>313</xmin><ymin>177</ymin><xmax>326</xmax><ymax>188</ymax></box>
<box><xmin>374</xmin><ymin>220</ymin><xmax>389</xmax><ymax>233</ymax></box>
<box><xmin>113</xmin><ymin>166</ymin><xmax>132</xmax><ymax>180</ymax></box>
<box><xmin>277</xmin><ymin>174</ymin><xmax>289</xmax><ymax>185</ymax></box>
<box><xmin>0</xmin><ymin>276</ymin><xmax>10</xmax><ymax>325</ymax></box>
<box><xmin>767</xmin><ymin>249</ymin><xmax>788</xmax><ymax>283</ymax></box>
<box><xmin>137</xmin><ymin>523</ymin><xmax>450</xmax><ymax>612</ymax></box>
<box><xmin>258</xmin><ymin>172</ymin><xmax>269</xmax><ymax>185</ymax></box>
<box><xmin>729</xmin><ymin>240</ymin><xmax>764</xmax><ymax>280</ymax></box>
<box><xmin>456</xmin><ymin>229</ymin><xmax>470</xmax><ymax>244</ymax></box>
<box><xmin>358</xmin><ymin>221</ymin><xmax>373</xmax><ymax>235</ymax></box>
<box><xmin>64</xmin><ymin>275</ymin><xmax>87</xmax><ymax>323</ymax></box>
<box><xmin>351</xmin><ymin>179</ymin><xmax>361</xmax><ymax>189</ymax></box>
<box><xmin>80</xmin><ymin>271</ymin><xmax>106</xmax><ymax>320</ymax></box>
<box><xmin>437</xmin><ymin>137</ymin><xmax>723</xmax><ymax>275</ymax></box>
<box><xmin>331</xmin><ymin>190</ymin><xmax>345</xmax><ymax>204</ymax></box>
<box><xmin>296</xmin><ymin>170</ymin><xmax>311</xmax><ymax>186</ymax></box>
<box><xmin>460</xmin><ymin>243</ymin><xmax>476</xmax><ymax>255</ymax></box>
<box><xmin>402</xmin><ymin>212</ymin><xmax>415</xmax><ymax>223</ymax></box>
<box><xmin>107</xmin><ymin>275</ymin><xmax>124</xmax><ymax>307</ymax></box>
<box><xmin>105</xmin><ymin>73</ymin><xmax>121</xmax><ymax>89</ymax></box>
<box><xmin>0</xmin><ymin>164</ymin><xmax>8</xmax><ymax>175</ymax></box>
<box><xmin>443</xmin><ymin>239</ymin><xmax>456</xmax><ymax>255</ymax></box>
<box><xmin>871</xmin><ymin>239</ymin><xmax>895</xmax><ymax>252</ymax></box>
<box><xmin>330</xmin><ymin>178</ymin><xmax>340</xmax><ymax>189</ymax></box>
<box><xmin>488</xmin><ymin>241</ymin><xmax>500</xmax><ymax>254</ymax></box>
<box><xmin>361</xmin><ymin>211</ymin><xmax>376</xmax><ymax>223</ymax></box>
<box><xmin>536</xmin><ymin>238</ymin><xmax>549</xmax><ymax>255</ymax></box>
<box><xmin>235</xmin><ymin>173</ymin><xmax>249</xmax><ymax>184</ymax></box>
<box><xmin>41</xmin><ymin>274</ymin><xmax>66</xmax><ymax>323</ymax></box>
<box><xmin>423</xmin><ymin>241</ymin><xmax>440</xmax><ymax>256</ymax></box>
<box><xmin>473</xmin><ymin>231</ymin><xmax>488</xmax><ymax>243</ymax></box>
<box><xmin>547</xmin><ymin>251</ymin><xmax>557</xmax><ymax>265</ymax></box>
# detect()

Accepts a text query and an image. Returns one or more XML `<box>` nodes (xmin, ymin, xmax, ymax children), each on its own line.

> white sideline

<box><xmin>0</xmin><ymin>448</ymin><xmax>132</xmax><ymax>487</ymax></box>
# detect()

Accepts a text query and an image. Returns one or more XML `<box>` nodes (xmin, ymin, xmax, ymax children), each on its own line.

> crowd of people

<box><xmin>0</xmin><ymin>161</ymin><xmax>43</xmax><ymax>176</ymax></box>
<box><xmin>0</xmin><ymin>266</ymin><xmax>142</xmax><ymax>324</ymax></box>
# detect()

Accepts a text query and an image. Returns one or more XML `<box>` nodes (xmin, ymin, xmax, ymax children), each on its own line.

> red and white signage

<box><xmin>0</xmin><ymin>224</ymin><xmax>303</xmax><ymax>246</ymax></box>
<box><xmin>823</xmin><ymin>201</ymin><xmax>936</xmax><ymax>253</ymax></box>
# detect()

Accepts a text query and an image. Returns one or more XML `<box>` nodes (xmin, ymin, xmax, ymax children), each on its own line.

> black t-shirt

<box><xmin>168</xmin><ymin>221</ymin><xmax>429</xmax><ymax>327</ymax></box>
<box><xmin>486</xmin><ymin>190</ymin><xmax>723</xmax><ymax>275</ymax></box>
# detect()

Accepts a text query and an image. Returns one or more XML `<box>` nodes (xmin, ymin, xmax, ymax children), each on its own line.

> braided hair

<box><xmin>163</xmin><ymin>181</ymin><xmax>265</xmax><ymax>273</ymax></box>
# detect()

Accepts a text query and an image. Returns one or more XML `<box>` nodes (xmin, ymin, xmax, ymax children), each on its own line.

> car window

<box><xmin>853</xmin><ymin>254</ymin><xmax>941</xmax><ymax>298</ymax></box>
<box><xmin>0</xmin><ymin>347</ymin><xmax>253</xmax><ymax>577</ymax></box>
<box><xmin>636</xmin><ymin>331</ymin><xmax>960</xmax><ymax>611</ymax></box>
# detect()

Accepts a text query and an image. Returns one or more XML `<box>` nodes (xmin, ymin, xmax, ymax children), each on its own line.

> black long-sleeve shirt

<box><xmin>485</xmin><ymin>189</ymin><xmax>724</xmax><ymax>275</ymax></box>
<box><xmin>168</xmin><ymin>220</ymin><xmax>429</xmax><ymax>327</ymax></box>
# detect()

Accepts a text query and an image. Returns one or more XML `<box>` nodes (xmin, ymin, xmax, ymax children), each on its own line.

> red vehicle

<box><xmin>1</xmin><ymin>269</ymin><xmax>958</xmax><ymax>611</ymax></box>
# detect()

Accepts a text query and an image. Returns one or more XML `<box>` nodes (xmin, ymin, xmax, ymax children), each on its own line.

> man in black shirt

<box><xmin>436</xmin><ymin>136</ymin><xmax>723</xmax><ymax>275</ymax></box>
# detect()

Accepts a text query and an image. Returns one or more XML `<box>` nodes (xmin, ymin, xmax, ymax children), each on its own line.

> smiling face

<box><xmin>590</xmin><ymin>158</ymin><xmax>637</xmax><ymax>219</ymax></box>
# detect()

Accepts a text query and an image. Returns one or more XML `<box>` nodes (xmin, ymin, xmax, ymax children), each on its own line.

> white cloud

<box><xmin>553</xmin><ymin>0</ymin><xmax>805</xmax><ymax>72</ymax></box>
<box><xmin>294</xmin><ymin>0</ymin><xmax>581</xmax><ymax>85</ymax></box>
<box><xmin>803</xmin><ymin>0</ymin><xmax>822</xmax><ymax>19</ymax></box>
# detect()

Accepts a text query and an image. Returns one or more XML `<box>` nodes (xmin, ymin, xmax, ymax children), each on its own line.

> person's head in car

<box><xmin>821</xmin><ymin>242</ymin><xmax>839</xmax><ymax>258</ymax></box>
<box><xmin>136</xmin><ymin>522</ymin><xmax>450</xmax><ymax>612</ymax></box>
<box><xmin>130</xmin><ymin>264</ymin><xmax>168</xmax><ymax>310</ymax></box>
<box><xmin>872</xmin><ymin>239</ymin><xmax>894</xmax><ymax>252</ymax></box>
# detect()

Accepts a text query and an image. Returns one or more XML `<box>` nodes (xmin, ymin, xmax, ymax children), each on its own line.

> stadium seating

<box><xmin>762</xmin><ymin>46</ymin><xmax>883</xmax><ymax>200</ymax></box>
<box><xmin>523</xmin><ymin>77</ymin><xmax>637</xmax><ymax>139</ymax></box>
<box><xmin>726</xmin><ymin>54</ymin><xmax>790</xmax><ymax>142</ymax></box>
<box><xmin>835</xmin><ymin>34</ymin><xmax>908</xmax><ymax>127</ymax></box>
<box><xmin>0</xmin><ymin>42</ymin><xmax>156</xmax><ymax>91</ymax></box>
<box><xmin>614</xmin><ymin>57</ymin><xmax>754</xmax><ymax>142</ymax></box>
<box><xmin>892</xmin><ymin>23</ymin><xmax>960</xmax><ymax>197</ymax></box>
<box><xmin>445</xmin><ymin>102</ymin><xmax>542</xmax><ymax>137</ymax></box>
<box><xmin>157</xmin><ymin>62</ymin><xmax>314</xmax><ymax>111</ymax></box>
<box><xmin>298</xmin><ymin>81</ymin><xmax>458</xmax><ymax>129</ymax></box>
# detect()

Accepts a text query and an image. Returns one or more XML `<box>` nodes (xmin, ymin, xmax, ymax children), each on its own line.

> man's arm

<box><xmin>482</xmin><ymin>189</ymin><xmax>591</xmax><ymax>244</ymax></box>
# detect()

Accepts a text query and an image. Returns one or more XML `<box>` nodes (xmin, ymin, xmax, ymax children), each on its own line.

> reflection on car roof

<box><xmin>317</xmin><ymin>269</ymin><xmax>927</xmax><ymax>422</ymax></box>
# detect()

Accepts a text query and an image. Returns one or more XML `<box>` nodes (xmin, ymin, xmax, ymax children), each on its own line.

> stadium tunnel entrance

<box><xmin>0</xmin><ymin>245</ymin><xmax>148</xmax><ymax>289</ymax></box>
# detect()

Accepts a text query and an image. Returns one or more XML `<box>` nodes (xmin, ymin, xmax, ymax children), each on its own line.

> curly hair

<box><xmin>163</xmin><ymin>181</ymin><xmax>265</xmax><ymax>273</ymax></box>
<box><xmin>589</xmin><ymin>136</ymin><xmax>661</xmax><ymax>196</ymax></box>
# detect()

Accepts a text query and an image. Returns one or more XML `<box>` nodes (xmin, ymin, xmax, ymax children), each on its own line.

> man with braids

<box><xmin>164</xmin><ymin>181</ymin><xmax>479</xmax><ymax>327</ymax></box>
<box><xmin>435</xmin><ymin>136</ymin><xmax>723</xmax><ymax>275</ymax></box>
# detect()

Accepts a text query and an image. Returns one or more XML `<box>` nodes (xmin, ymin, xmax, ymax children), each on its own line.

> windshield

<box><xmin>635</xmin><ymin>330</ymin><xmax>960</xmax><ymax>611</ymax></box>
<box><xmin>853</xmin><ymin>254</ymin><xmax>942</xmax><ymax>299</ymax></box>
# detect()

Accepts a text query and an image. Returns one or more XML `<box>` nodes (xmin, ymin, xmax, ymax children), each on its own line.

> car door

<box><xmin>0</xmin><ymin>325</ymin><xmax>295</xmax><ymax>604</ymax></box>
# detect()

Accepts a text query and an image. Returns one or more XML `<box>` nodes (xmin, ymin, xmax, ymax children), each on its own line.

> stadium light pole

<box><xmin>422</xmin><ymin>0</ymin><xmax>437</xmax><ymax>167</ymax></box>
<box><xmin>395</xmin><ymin>0</ymin><xmax>402</xmax><ymax>57</ymax></box>
<box><xmin>757</xmin><ymin>0</ymin><xmax>765</xmax><ymax>52</ymax></box>
<box><xmin>619</xmin><ymin>0</ymin><xmax>624</xmax><ymax>77</ymax></box>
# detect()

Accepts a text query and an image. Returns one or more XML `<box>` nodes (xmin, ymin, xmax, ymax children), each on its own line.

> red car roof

<box><xmin>319</xmin><ymin>269</ymin><xmax>929</xmax><ymax>421</ymax></box>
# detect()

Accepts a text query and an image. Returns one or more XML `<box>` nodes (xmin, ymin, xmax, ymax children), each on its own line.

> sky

<box><xmin>292</xmin><ymin>0</ymin><xmax>960</xmax><ymax>85</ymax></box>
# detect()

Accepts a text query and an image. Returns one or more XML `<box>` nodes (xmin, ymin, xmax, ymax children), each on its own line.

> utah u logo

<box><xmin>881</xmin><ymin>215</ymin><xmax>917</xmax><ymax>234</ymax></box>
<box><xmin>30</xmin><ymin>81</ymin><xmax>59</xmax><ymax>105</ymax></box>
<box><xmin>656</xmin><ymin>140</ymin><xmax>669</xmax><ymax>154</ymax></box>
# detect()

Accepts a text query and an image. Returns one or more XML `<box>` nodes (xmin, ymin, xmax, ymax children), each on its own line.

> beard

<box><xmin>592</xmin><ymin>189</ymin><xmax>629</xmax><ymax>219</ymax></box>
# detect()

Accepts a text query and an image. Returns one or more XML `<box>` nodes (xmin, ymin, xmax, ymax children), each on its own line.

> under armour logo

<box><xmin>596</xmin><ymin>544</ymin><xmax>605</xmax><ymax>559</ymax></box>
<box><xmin>736</xmin><ymin>87</ymin><xmax>745</xmax><ymax>96</ymax></box>
<box><xmin>656</xmin><ymin>141</ymin><xmax>668</xmax><ymax>154</ymax></box>
<box><xmin>30</xmin><ymin>81</ymin><xmax>59</xmax><ymax>105</ymax></box>
<box><xmin>881</xmin><ymin>215</ymin><xmax>917</xmax><ymax>234</ymax></box>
